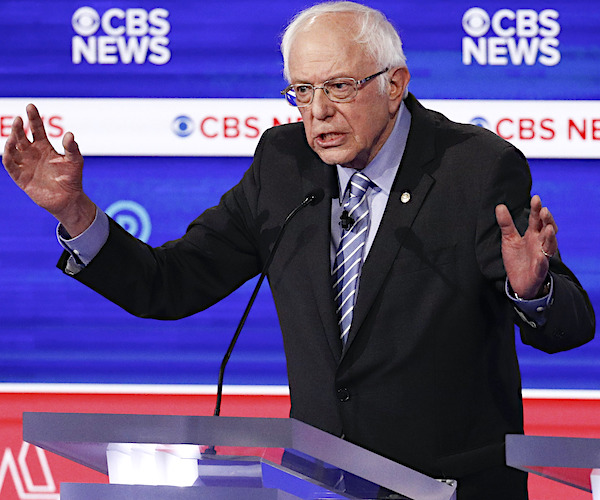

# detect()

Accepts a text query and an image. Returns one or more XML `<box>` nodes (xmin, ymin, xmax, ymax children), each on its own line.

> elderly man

<box><xmin>3</xmin><ymin>2</ymin><xmax>594</xmax><ymax>499</ymax></box>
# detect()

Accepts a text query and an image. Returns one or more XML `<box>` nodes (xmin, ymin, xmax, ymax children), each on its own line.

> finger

<box><xmin>540</xmin><ymin>206</ymin><xmax>559</xmax><ymax>235</ymax></box>
<box><xmin>541</xmin><ymin>224</ymin><xmax>558</xmax><ymax>257</ymax></box>
<box><xmin>62</xmin><ymin>132</ymin><xmax>82</xmax><ymax>163</ymax></box>
<box><xmin>2</xmin><ymin>138</ymin><xmax>25</xmax><ymax>181</ymax></box>
<box><xmin>3</xmin><ymin>134</ymin><xmax>24</xmax><ymax>166</ymax></box>
<box><xmin>528</xmin><ymin>195</ymin><xmax>543</xmax><ymax>233</ymax></box>
<box><xmin>495</xmin><ymin>204</ymin><xmax>519</xmax><ymax>238</ymax></box>
<box><xmin>26</xmin><ymin>103</ymin><xmax>48</xmax><ymax>142</ymax></box>
<box><xmin>11</xmin><ymin>115</ymin><xmax>31</xmax><ymax>149</ymax></box>
<box><xmin>4</xmin><ymin>121</ymin><xmax>25</xmax><ymax>159</ymax></box>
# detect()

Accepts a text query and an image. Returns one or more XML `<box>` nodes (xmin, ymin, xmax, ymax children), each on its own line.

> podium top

<box><xmin>24</xmin><ymin>412</ymin><xmax>456</xmax><ymax>500</ymax></box>
<box><xmin>506</xmin><ymin>434</ymin><xmax>600</xmax><ymax>492</ymax></box>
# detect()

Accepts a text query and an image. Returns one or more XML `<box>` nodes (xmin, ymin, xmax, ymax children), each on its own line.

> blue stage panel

<box><xmin>0</xmin><ymin>1</ymin><xmax>597</xmax><ymax>99</ymax></box>
<box><xmin>0</xmin><ymin>157</ymin><xmax>286</xmax><ymax>386</ymax></box>
<box><xmin>1</xmin><ymin>156</ymin><xmax>599</xmax><ymax>388</ymax></box>
<box><xmin>0</xmin><ymin>1</ymin><xmax>599</xmax><ymax>389</ymax></box>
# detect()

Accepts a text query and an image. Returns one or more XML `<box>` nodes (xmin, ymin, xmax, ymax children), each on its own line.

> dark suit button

<box><xmin>337</xmin><ymin>388</ymin><xmax>350</xmax><ymax>402</ymax></box>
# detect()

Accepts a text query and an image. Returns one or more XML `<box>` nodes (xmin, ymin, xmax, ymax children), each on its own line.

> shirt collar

<box><xmin>336</xmin><ymin>101</ymin><xmax>412</xmax><ymax>200</ymax></box>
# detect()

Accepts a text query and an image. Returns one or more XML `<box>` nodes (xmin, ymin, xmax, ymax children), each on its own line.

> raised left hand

<box><xmin>495</xmin><ymin>195</ymin><xmax>558</xmax><ymax>299</ymax></box>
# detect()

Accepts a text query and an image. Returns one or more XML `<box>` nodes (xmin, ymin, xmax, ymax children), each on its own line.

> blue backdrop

<box><xmin>0</xmin><ymin>1</ymin><xmax>598</xmax><ymax>389</ymax></box>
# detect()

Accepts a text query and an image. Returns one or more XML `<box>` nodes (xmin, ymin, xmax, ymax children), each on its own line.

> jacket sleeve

<box><xmin>475</xmin><ymin>140</ymin><xmax>595</xmax><ymax>353</ymax></box>
<box><xmin>56</xmin><ymin>131</ymin><xmax>275</xmax><ymax>320</ymax></box>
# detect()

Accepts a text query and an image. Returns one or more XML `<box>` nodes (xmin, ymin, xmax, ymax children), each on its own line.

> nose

<box><xmin>310</xmin><ymin>87</ymin><xmax>335</xmax><ymax>120</ymax></box>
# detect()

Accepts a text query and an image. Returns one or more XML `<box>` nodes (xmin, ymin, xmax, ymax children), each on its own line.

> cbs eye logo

<box><xmin>72</xmin><ymin>6</ymin><xmax>101</xmax><ymax>36</ymax></box>
<box><xmin>462</xmin><ymin>7</ymin><xmax>490</xmax><ymax>38</ymax></box>
<box><xmin>171</xmin><ymin>115</ymin><xmax>195</xmax><ymax>137</ymax></box>
<box><xmin>106</xmin><ymin>200</ymin><xmax>152</xmax><ymax>243</ymax></box>
<box><xmin>470</xmin><ymin>116</ymin><xmax>490</xmax><ymax>129</ymax></box>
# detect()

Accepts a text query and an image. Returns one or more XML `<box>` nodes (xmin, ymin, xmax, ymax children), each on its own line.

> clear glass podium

<box><xmin>506</xmin><ymin>434</ymin><xmax>600</xmax><ymax>498</ymax></box>
<box><xmin>23</xmin><ymin>412</ymin><xmax>457</xmax><ymax>500</ymax></box>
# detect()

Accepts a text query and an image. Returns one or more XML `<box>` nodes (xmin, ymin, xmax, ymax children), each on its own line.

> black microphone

<box><xmin>213</xmin><ymin>189</ymin><xmax>324</xmax><ymax>417</ymax></box>
<box><xmin>340</xmin><ymin>210</ymin><xmax>354</xmax><ymax>230</ymax></box>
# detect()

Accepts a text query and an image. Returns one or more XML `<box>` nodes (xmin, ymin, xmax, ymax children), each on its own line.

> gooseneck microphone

<box><xmin>213</xmin><ymin>189</ymin><xmax>324</xmax><ymax>417</ymax></box>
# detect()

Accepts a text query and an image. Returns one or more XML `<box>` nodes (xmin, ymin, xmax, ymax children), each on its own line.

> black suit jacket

<box><xmin>60</xmin><ymin>94</ymin><xmax>594</xmax><ymax>480</ymax></box>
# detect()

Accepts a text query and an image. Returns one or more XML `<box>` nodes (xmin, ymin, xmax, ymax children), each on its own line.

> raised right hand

<box><xmin>2</xmin><ymin>104</ymin><xmax>96</xmax><ymax>236</ymax></box>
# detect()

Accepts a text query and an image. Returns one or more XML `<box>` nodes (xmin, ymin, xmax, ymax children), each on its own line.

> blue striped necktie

<box><xmin>332</xmin><ymin>171</ymin><xmax>373</xmax><ymax>346</ymax></box>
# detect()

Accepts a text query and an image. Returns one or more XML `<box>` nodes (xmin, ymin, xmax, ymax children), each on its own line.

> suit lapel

<box><xmin>343</xmin><ymin>95</ymin><xmax>439</xmax><ymax>353</ymax></box>
<box><xmin>299</xmin><ymin>154</ymin><xmax>344</xmax><ymax>361</ymax></box>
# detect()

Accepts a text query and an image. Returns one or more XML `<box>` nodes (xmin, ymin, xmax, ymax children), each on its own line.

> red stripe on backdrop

<box><xmin>0</xmin><ymin>392</ymin><xmax>290</xmax><ymax>500</ymax></box>
<box><xmin>0</xmin><ymin>392</ymin><xmax>599</xmax><ymax>499</ymax></box>
<box><xmin>524</xmin><ymin>398</ymin><xmax>600</xmax><ymax>500</ymax></box>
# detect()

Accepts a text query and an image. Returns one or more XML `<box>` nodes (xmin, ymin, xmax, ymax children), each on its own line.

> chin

<box><xmin>315</xmin><ymin>148</ymin><xmax>357</xmax><ymax>168</ymax></box>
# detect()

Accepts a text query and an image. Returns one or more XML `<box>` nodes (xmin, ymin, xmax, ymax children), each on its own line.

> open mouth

<box><xmin>316</xmin><ymin>132</ymin><xmax>345</xmax><ymax>147</ymax></box>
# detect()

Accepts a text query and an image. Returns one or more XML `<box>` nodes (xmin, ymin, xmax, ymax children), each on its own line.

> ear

<box><xmin>387</xmin><ymin>67</ymin><xmax>411</xmax><ymax>112</ymax></box>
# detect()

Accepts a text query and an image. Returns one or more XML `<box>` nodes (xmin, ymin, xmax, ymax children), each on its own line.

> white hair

<box><xmin>280</xmin><ymin>1</ymin><xmax>407</xmax><ymax>94</ymax></box>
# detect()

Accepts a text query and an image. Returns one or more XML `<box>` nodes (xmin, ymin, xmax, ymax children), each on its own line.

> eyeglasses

<box><xmin>281</xmin><ymin>68</ymin><xmax>389</xmax><ymax>107</ymax></box>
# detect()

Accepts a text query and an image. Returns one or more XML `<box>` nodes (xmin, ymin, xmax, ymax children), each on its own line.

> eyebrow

<box><xmin>291</xmin><ymin>72</ymin><xmax>353</xmax><ymax>84</ymax></box>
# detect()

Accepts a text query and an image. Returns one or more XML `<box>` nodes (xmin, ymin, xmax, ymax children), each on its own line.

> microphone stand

<box><xmin>212</xmin><ymin>190</ymin><xmax>322</xmax><ymax>418</ymax></box>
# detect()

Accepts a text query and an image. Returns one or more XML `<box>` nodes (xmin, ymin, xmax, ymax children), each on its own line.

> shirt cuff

<box><xmin>57</xmin><ymin>207</ymin><xmax>109</xmax><ymax>274</ymax></box>
<box><xmin>505</xmin><ymin>275</ymin><xmax>554</xmax><ymax>328</ymax></box>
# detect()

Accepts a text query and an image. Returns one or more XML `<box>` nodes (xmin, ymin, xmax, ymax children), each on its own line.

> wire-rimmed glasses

<box><xmin>281</xmin><ymin>68</ymin><xmax>389</xmax><ymax>107</ymax></box>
